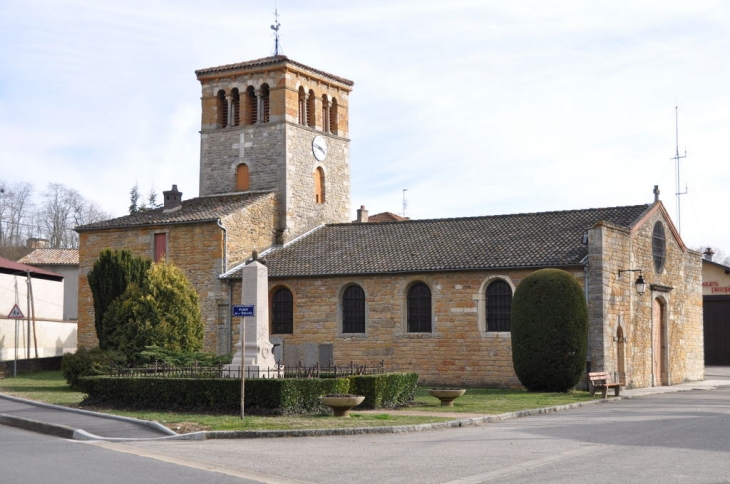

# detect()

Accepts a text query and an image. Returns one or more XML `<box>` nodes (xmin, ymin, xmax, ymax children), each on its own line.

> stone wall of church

<box><xmin>77</xmin><ymin>222</ymin><xmax>227</xmax><ymax>351</ymax></box>
<box><xmin>586</xmin><ymin>205</ymin><xmax>703</xmax><ymax>388</ymax></box>
<box><xmin>586</xmin><ymin>222</ymin><xmax>633</xmax><ymax>381</ymax></box>
<box><xmin>265</xmin><ymin>267</ymin><xmax>585</xmax><ymax>387</ymax></box>
<box><xmin>222</xmin><ymin>193</ymin><xmax>279</xmax><ymax>267</ymax></box>
<box><xmin>283</xmin><ymin>124</ymin><xmax>350</xmax><ymax>241</ymax></box>
<box><xmin>199</xmin><ymin>122</ymin><xmax>351</xmax><ymax>243</ymax></box>
<box><xmin>199</xmin><ymin>124</ymin><xmax>286</xmax><ymax>197</ymax></box>
<box><xmin>77</xmin><ymin>196</ymin><xmax>278</xmax><ymax>353</ymax></box>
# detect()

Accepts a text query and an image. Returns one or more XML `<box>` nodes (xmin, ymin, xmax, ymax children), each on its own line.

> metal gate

<box><xmin>704</xmin><ymin>296</ymin><xmax>730</xmax><ymax>365</ymax></box>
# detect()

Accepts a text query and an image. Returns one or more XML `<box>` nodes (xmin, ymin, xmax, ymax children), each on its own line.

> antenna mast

<box><xmin>671</xmin><ymin>105</ymin><xmax>687</xmax><ymax>233</ymax></box>
<box><xmin>402</xmin><ymin>189</ymin><xmax>408</xmax><ymax>218</ymax></box>
<box><xmin>271</xmin><ymin>6</ymin><xmax>282</xmax><ymax>56</ymax></box>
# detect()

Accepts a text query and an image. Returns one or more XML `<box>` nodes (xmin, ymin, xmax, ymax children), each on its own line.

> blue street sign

<box><xmin>233</xmin><ymin>305</ymin><xmax>255</xmax><ymax>317</ymax></box>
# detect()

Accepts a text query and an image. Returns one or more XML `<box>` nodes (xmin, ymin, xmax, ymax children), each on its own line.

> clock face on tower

<box><xmin>312</xmin><ymin>135</ymin><xmax>328</xmax><ymax>161</ymax></box>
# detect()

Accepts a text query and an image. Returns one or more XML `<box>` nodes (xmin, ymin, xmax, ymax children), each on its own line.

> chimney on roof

<box><xmin>26</xmin><ymin>238</ymin><xmax>49</xmax><ymax>249</ymax></box>
<box><xmin>703</xmin><ymin>247</ymin><xmax>715</xmax><ymax>262</ymax></box>
<box><xmin>163</xmin><ymin>184</ymin><xmax>182</xmax><ymax>211</ymax></box>
<box><xmin>356</xmin><ymin>205</ymin><xmax>369</xmax><ymax>223</ymax></box>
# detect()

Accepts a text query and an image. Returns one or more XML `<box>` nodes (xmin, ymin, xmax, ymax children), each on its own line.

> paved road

<box><xmin>2</xmin><ymin>367</ymin><xmax>729</xmax><ymax>482</ymax></box>
<box><xmin>0</xmin><ymin>425</ymin><xmax>258</xmax><ymax>484</ymax></box>
<box><xmin>108</xmin><ymin>385</ymin><xmax>730</xmax><ymax>484</ymax></box>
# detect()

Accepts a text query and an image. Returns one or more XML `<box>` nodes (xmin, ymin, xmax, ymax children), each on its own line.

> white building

<box><xmin>0</xmin><ymin>257</ymin><xmax>76</xmax><ymax>360</ymax></box>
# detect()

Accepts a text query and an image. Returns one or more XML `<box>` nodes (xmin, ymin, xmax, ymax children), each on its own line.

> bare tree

<box><xmin>0</xmin><ymin>180</ymin><xmax>111</xmax><ymax>257</ymax></box>
<box><xmin>37</xmin><ymin>183</ymin><xmax>111</xmax><ymax>249</ymax></box>
<box><xmin>0</xmin><ymin>181</ymin><xmax>34</xmax><ymax>248</ymax></box>
<box><xmin>70</xmin><ymin>199</ymin><xmax>110</xmax><ymax>248</ymax></box>
<box><xmin>38</xmin><ymin>183</ymin><xmax>78</xmax><ymax>248</ymax></box>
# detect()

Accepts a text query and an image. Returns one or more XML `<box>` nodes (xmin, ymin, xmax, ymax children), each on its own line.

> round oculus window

<box><xmin>652</xmin><ymin>221</ymin><xmax>666</xmax><ymax>273</ymax></box>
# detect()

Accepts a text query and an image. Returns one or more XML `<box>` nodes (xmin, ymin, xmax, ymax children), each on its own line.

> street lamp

<box><xmin>618</xmin><ymin>269</ymin><xmax>646</xmax><ymax>295</ymax></box>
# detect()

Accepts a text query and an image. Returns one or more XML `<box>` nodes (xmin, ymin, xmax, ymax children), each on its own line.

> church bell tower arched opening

<box><xmin>195</xmin><ymin>56</ymin><xmax>353</xmax><ymax>244</ymax></box>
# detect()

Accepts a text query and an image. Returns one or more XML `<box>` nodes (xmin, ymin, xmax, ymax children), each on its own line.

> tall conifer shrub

<box><xmin>510</xmin><ymin>268</ymin><xmax>588</xmax><ymax>392</ymax></box>
<box><xmin>86</xmin><ymin>249</ymin><xmax>151</xmax><ymax>349</ymax></box>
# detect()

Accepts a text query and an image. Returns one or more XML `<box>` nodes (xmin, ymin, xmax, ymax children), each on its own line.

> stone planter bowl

<box><xmin>428</xmin><ymin>388</ymin><xmax>467</xmax><ymax>407</ymax></box>
<box><xmin>320</xmin><ymin>395</ymin><xmax>366</xmax><ymax>417</ymax></box>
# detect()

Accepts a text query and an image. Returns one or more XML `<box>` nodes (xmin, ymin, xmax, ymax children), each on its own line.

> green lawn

<box><xmin>412</xmin><ymin>386</ymin><xmax>595</xmax><ymax>414</ymax></box>
<box><xmin>0</xmin><ymin>371</ymin><xmax>596</xmax><ymax>432</ymax></box>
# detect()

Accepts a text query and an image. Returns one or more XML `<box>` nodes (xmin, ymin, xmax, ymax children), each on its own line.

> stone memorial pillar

<box><xmin>224</xmin><ymin>260</ymin><xmax>278</xmax><ymax>377</ymax></box>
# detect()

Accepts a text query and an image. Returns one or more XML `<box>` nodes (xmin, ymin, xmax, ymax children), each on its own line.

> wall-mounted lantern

<box><xmin>618</xmin><ymin>269</ymin><xmax>646</xmax><ymax>295</ymax></box>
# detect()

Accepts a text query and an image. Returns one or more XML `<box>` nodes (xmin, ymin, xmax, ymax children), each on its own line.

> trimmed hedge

<box><xmin>77</xmin><ymin>372</ymin><xmax>418</xmax><ymax>414</ymax></box>
<box><xmin>349</xmin><ymin>373</ymin><xmax>419</xmax><ymax>409</ymax></box>
<box><xmin>0</xmin><ymin>356</ymin><xmax>63</xmax><ymax>377</ymax></box>
<box><xmin>61</xmin><ymin>347</ymin><xmax>127</xmax><ymax>391</ymax></box>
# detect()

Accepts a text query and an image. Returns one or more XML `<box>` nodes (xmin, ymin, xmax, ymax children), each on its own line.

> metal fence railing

<box><xmin>108</xmin><ymin>360</ymin><xmax>385</xmax><ymax>380</ymax></box>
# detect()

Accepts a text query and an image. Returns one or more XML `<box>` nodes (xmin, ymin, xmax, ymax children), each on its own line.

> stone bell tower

<box><xmin>195</xmin><ymin>55</ymin><xmax>353</xmax><ymax>244</ymax></box>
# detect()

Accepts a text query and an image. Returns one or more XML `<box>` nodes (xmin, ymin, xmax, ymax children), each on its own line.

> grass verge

<box><xmin>0</xmin><ymin>371</ymin><xmax>596</xmax><ymax>432</ymax></box>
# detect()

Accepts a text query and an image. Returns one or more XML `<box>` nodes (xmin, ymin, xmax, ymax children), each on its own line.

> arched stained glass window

<box><xmin>407</xmin><ymin>282</ymin><xmax>431</xmax><ymax>333</ymax></box>
<box><xmin>271</xmin><ymin>287</ymin><xmax>293</xmax><ymax>334</ymax></box>
<box><xmin>342</xmin><ymin>284</ymin><xmax>365</xmax><ymax>333</ymax></box>
<box><xmin>486</xmin><ymin>280</ymin><xmax>512</xmax><ymax>332</ymax></box>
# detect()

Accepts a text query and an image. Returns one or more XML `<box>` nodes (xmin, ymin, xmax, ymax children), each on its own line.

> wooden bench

<box><xmin>588</xmin><ymin>371</ymin><xmax>621</xmax><ymax>398</ymax></box>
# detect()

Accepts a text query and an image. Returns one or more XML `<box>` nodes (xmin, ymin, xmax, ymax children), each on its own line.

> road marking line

<box><xmin>442</xmin><ymin>443</ymin><xmax>606</xmax><ymax>483</ymax></box>
<box><xmin>85</xmin><ymin>441</ymin><xmax>314</xmax><ymax>484</ymax></box>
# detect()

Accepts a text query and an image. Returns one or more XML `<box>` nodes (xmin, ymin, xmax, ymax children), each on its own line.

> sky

<box><xmin>1</xmin><ymin>1</ymin><xmax>729</xmax><ymax>254</ymax></box>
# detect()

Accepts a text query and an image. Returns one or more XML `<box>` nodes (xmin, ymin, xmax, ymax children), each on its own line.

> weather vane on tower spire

<box><xmin>271</xmin><ymin>5</ymin><xmax>282</xmax><ymax>56</ymax></box>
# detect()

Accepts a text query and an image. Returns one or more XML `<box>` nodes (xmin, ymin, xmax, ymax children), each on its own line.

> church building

<box><xmin>76</xmin><ymin>55</ymin><xmax>704</xmax><ymax>388</ymax></box>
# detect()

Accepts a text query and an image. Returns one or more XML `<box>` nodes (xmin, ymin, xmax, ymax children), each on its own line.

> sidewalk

<box><xmin>0</xmin><ymin>393</ymin><xmax>180</xmax><ymax>441</ymax></box>
<box><xmin>2</xmin><ymin>368</ymin><xmax>729</xmax><ymax>441</ymax></box>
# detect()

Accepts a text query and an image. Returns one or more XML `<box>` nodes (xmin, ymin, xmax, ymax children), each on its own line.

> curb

<box><xmin>0</xmin><ymin>393</ymin><xmax>177</xmax><ymax>440</ymax></box>
<box><xmin>0</xmin><ymin>413</ymin><xmax>77</xmax><ymax>439</ymax></box>
<box><xmin>3</xmin><ymin>380</ymin><xmax>728</xmax><ymax>441</ymax></box>
<box><xmin>200</xmin><ymin>397</ymin><xmax>614</xmax><ymax>439</ymax></box>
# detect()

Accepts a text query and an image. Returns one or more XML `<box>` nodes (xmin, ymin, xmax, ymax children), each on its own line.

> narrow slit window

<box><xmin>261</xmin><ymin>84</ymin><xmax>270</xmax><ymax>123</ymax></box>
<box><xmin>331</xmin><ymin>98</ymin><xmax>339</xmax><ymax>135</ymax></box>
<box><xmin>217</xmin><ymin>90</ymin><xmax>228</xmax><ymax>128</ymax></box>
<box><xmin>298</xmin><ymin>87</ymin><xmax>306</xmax><ymax>125</ymax></box>
<box><xmin>247</xmin><ymin>86</ymin><xmax>257</xmax><ymax>125</ymax></box>
<box><xmin>236</xmin><ymin>163</ymin><xmax>249</xmax><ymax>191</ymax></box>
<box><xmin>307</xmin><ymin>89</ymin><xmax>316</xmax><ymax>128</ymax></box>
<box><xmin>231</xmin><ymin>88</ymin><xmax>240</xmax><ymax>126</ymax></box>
<box><xmin>314</xmin><ymin>167</ymin><xmax>325</xmax><ymax>204</ymax></box>
<box><xmin>322</xmin><ymin>95</ymin><xmax>330</xmax><ymax>133</ymax></box>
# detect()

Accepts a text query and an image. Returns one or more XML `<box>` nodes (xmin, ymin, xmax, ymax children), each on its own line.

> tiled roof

<box><xmin>195</xmin><ymin>55</ymin><xmax>354</xmax><ymax>87</ymax></box>
<box><xmin>225</xmin><ymin>204</ymin><xmax>650</xmax><ymax>279</ymax></box>
<box><xmin>364</xmin><ymin>212</ymin><xmax>409</xmax><ymax>223</ymax></box>
<box><xmin>702</xmin><ymin>258</ymin><xmax>730</xmax><ymax>272</ymax></box>
<box><xmin>0</xmin><ymin>257</ymin><xmax>63</xmax><ymax>281</ymax></box>
<box><xmin>76</xmin><ymin>191</ymin><xmax>274</xmax><ymax>231</ymax></box>
<box><xmin>18</xmin><ymin>249</ymin><xmax>79</xmax><ymax>266</ymax></box>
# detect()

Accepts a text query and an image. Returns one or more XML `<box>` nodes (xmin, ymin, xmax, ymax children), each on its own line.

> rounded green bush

<box><xmin>102</xmin><ymin>261</ymin><xmax>204</xmax><ymax>357</ymax></box>
<box><xmin>511</xmin><ymin>268</ymin><xmax>588</xmax><ymax>392</ymax></box>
